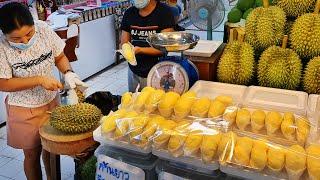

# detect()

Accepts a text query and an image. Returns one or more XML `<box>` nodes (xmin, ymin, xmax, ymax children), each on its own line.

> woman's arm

<box><xmin>55</xmin><ymin>52</ymin><xmax>72</xmax><ymax>73</ymax></box>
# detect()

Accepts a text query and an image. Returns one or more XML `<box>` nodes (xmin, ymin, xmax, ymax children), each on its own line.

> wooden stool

<box><xmin>40</xmin><ymin>121</ymin><xmax>97</xmax><ymax>180</ymax></box>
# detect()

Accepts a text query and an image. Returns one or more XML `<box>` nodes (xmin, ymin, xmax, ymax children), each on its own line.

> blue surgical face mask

<box><xmin>8</xmin><ymin>31</ymin><xmax>37</xmax><ymax>50</ymax></box>
<box><xmin>133</xmin><ymin>0</ymin><xmax>150</xmax><ymax>9</ymax></box>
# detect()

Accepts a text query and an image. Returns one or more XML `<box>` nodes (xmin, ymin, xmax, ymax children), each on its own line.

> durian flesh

<box><xmin>265</xmin><ymin>111</ymin><xmax>283</xmax><ymax>136</ymax></box>
<box><xmin>285</xmin><ymin>145</ymin><xmax>306</xmax><ymax>180</ymax></box>
<box><xmin>250</xmin><ymin>140</ymin><xmax>268</xmax><ymax>170</ymax></box>
<box><xmin>267</xmin><ymin>145</ymin><xmax>285</xmax><ymax>172</ymax></box>
<box><xmin>281</xmin><ymin>112</ymin><xmax>296</xmax><ymax>141</ymax></box>
<box><xmin>296</xmin><ymin>117</ymin><xmax>310</xmax><ymax>145</ymax></box>
<box><xmin>191</xmin><ymin>97</ymin><xmax>211</xmax><ymax>118</ymax></box>
<box><xmin>234</xmin><ymin>137</ymin><xmax>253</xmax><ymax>166</ymax></box>
<box><xmin>208</xmin><ymin>100</ymin><xmax>226</xmax><ymax>118</ymax></box>
<box><xmin>158</xmin><ymin>92</ymin><xmax>180</xmax><ymax>118</ymax></box>
<box><xmin>215</xmin><ymin>95</ymin><xmax>233</xmax><ymax>106</ymax></box>
<box><xmin>121</xmin><ymin>92</ymin><xmax>132</xmax><ymax>109</ymax></box>
<box><xmin>201</xmin><ymin>133</ymin><xmax>221</xmax><ymax>163</ymax></box>
<box><xmin>236</xmin><ymin>108</ymin><xmax>251</xmax><ymax>131</ymax></box>
<box><xmin>145</xmin><ymin>89</ymin><xmax>165</xmax><ymax>113</ymax></box>
<box><xmin>183</xmin><ymin>130</ymin><xmax>203</xmax><ymax>156</ymax></box>
<box><xmin>306</xmin><ymin>145</ymin><xmax>320</xmax><ymax>180</ymax></box>
<box><xmin>133</xmin><ymin>89</ymin><xmax>154</xmax><ymax>112</ymax></box>
<box><xmin>174</xmin><ymin>91</ymin><xmax>196</xmax><ymax>119</ymax></box>
<box><xmin>168</xmin><ymin>121</ymin><xmax>191</xmax><ymax>156</ymax></box>
<box><xmin>251</xmin><ymin>109</ymin><xmax>266</xmax><ymax>132</ymax></box>
<box><xmin>101</xmin><ymin>109</ymin><xmax>127</xmax><ymax>134</ymax></box>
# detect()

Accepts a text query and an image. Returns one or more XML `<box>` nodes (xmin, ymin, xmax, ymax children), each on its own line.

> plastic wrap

<box><xmin>219</xmin><ymin>130</ymin><xmax>320</xmax><ymax>180</ymax></box>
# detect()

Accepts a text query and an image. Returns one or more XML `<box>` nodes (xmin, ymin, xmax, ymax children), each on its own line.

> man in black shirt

<box><xmin>121</xmin><ymin>0</ymin><xmax>175</xmax><ymax>92</ymax></box>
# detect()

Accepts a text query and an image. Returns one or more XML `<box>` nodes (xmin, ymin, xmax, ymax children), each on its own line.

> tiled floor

<box><xmin>0</xmin><ymin>62</ymin><xmax>128</xmax><ymax>180</ymax></box>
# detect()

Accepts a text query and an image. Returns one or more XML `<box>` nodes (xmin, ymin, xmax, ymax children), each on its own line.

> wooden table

<box><xmin>185</xmin><ymin>43</ymin><xmax>226</xmax><ymax>81</ymax></box>
<box><xmin>39</xmin><ymin>121</ymin><xmax>97</xmax><ymax>180</ymax></box>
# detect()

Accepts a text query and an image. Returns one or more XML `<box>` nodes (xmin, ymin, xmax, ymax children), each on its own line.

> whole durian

<box><xmin>303</xmin><ymin>57</ymin><xmax>320</xmax><ymax>94</ymax></box>
<box><xmin>290</xmin><ymin>2</ymin><xmax>320</xmax><ymax>59</ymax></box>
<box><xmin>274</xmin><ymin>0</ymin><xmax>316</xmax><ymax>17</ymax></box>
<box><xmin>217</xmin><ymin>41</ymin><xmax>255</xmax><ymax>85</ymax></box>
<box><xmin>245</xmin><ymin>1</ymin><xmax>286</xmax><ymax>51</ymax></box>
<box><xmin>50</xmin><ymin>103</ymin><xmax>102</xmax><ymax>134</ymax></box>
<box><xmin>258</xmin><ymin>37</ymin><xmax>302</xmax><ymax>90</ymax></box>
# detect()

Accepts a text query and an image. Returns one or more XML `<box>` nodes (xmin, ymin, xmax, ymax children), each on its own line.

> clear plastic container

<box><xmin>95</xmin><ymin>145</ymin><xmax>158</xmax><ymax>180</ymax></box>
<box><xmin>189</xmin><ymin>81</ymin><xmax>247</xmax><ymax>104</ymax></box>
<box><xmin>243</xmin><ymin>86</ymin><xmax>308</xmax><ymax>116</ymax></box>
<box><xmin>156</xmin><ymin>160</ymin><xmax>224</xmax><ymax>180</ymax></box>
<box><xmin>308</xmin><ymin>94</ymin><xmax>320</xmax><ymax>116</ymax></box>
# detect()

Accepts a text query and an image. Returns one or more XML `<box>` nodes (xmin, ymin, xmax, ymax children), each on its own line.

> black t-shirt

<box><xmin>121</xmin><ymin>2</ymin><xmax>175</xmax><ymax>78</ymax></box>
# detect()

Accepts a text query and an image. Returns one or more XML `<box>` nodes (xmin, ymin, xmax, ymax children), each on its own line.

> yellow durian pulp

<box><xmin>139</xmin><ymin>115</ymin><xmax>165</xmax><ymax>146</ymax></box>
<box><xmin>121</xmin><ymin>92</ymin><xmax>132</xmax><ymax>109</ymax></box>
<box><xmin>191</xmin><ymin>97</ymin><xmax>211</xmax><ymax>118</ymax></box>
<box><xmin>218</xmin><ymin>132</ymin><xmax>237</xmax><ymax>160</ymax></box>
<box><xmin>251</xmin><ymin>109</ymin><xmax>266</xmax><ymax>132</ymax></box>
<box><xmin>129</xmin><ymin>114</ymin><xmax>149</xmax><ymax>141</ymax></box>
<box><xmin>306</xmin><ymin>145</ymin><xmax>320</xmax><ymax>180</ymax></box>
<box><xmin>250</xmin><ymin>140</ymin><xmax>268</xmax><ymax>170</ymax></box>
<box><xmin>145</xmin><ymin>89</ymin><xmax>165</xmax><ymax>113</ymax></box>
<box><xmin>236</xmin><ymin>108</ymin><xmax>251</xmax><ymax>131</ymax></box>
<box><xmin>296</xmin><ymin>117</ymin><xmax>310</xmax><ymax>145</ymax></box>
<box><xmin>122</xmin><ymin>43</ymin><xmax>135</xmax><ymax>62</ymax></box>
<box><xmin>101</xmin><ymin>109</ymin><xmax>127</xmax><ymax>134</ymax></box>
<box><xmin>281</xmin><ymin>112</ymin><xmax>296</xmax><ymax>141</ymax></box>
<box><xmin>267</xmin><ymin>145</ymin><xmax>285</xmax><ymax>172</ymax></box>
<box><xmin>134</xmin><ymin>89</ymin><xmax>155</xmax><ymax>112</ymax></box>
<box><xmin>168</xmin><ymin>121</ymin><xmax>191</xmax><ymax>155</ymax></box>
<box><xmin>215</xmin><ymin>95</ymin><xmax>233</xmax><ymax>106</ymax></box>
<box><xmin>265</xmin><ymin>111</ymin><xmax>283</xmax><ymax>136</ymax></box>
<box><xmin>208</xmin><ymin>100</ymin><xmax>226</xmax><ymax>118</ymax></box>
<box><xmin>201</xmin><ymin>133</ymin><xmax>222</xmax><ymax>163</ymax></box>
<box><xmin>141</xmin><ymin>86</ymin><xmax>155</xmax><ymax>92</ymax></box>
<box><xmin>223</xmin><ymin>107</ymin><xmax>238</xmax><ymax>125</ymax></box>
<box><xmin>285</xmin><ymin>145</ymin><xmax>306</xmax><ymax>173</ymax></box>
<box><xmin>154</xmin><ymin>120</ymin><xmax>177</xmax><ymax>146</ymax></box>
<box><xmin>234</xmin><ymin>137</ymin><xmax>253</xmax><ymax>166</ymax></box>
<box><xmin>174</xmin><ymin>92</ymin><xmax>196</xmax><ymax>119</ymax></box>
<box><xmin>184</xmin><ymin>130</ymin><xmax>203</xmax><ymax>156</ymax></box>
<box><xmin>114</xmin><ymin>111</ymin><xmax>138</xmax><ymax>139</ymax></box>
<box><xmin>158</xmin><ymin>92</ymin><xmax>180</xmax><ymax>117</ymax></box>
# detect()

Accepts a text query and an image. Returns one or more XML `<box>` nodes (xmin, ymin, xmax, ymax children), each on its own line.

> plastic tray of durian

<box><xmin>151</xmin><ymin>119</ymin><xmax>230</xmax><ymax>171</ymax></box>
<box><xmin>222</xmin><ymin>107</ymin><xmax>315</xmax><ymax>147</ymax></box>
<box><xmin>219</xmin><ymin>130</ymin><xmax>320</xmax><ymax>180</ymax></box>
<box><xmin>120</xmin><ymin>86</ymin><xmax>238</xmax><ymax>121</ymax></box>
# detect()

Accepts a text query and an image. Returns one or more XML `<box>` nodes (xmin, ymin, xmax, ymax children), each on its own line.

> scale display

<box><xmin>147</xmin><ymin>61</ymin><xmax>189</xmax><ymax>94</ymax></box>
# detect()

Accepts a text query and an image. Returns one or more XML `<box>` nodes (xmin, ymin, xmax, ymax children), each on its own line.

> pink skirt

<box><xmin>5</xmin><ymin>97</ymin><xmax>59</xmax><ymax>150</ymax></box>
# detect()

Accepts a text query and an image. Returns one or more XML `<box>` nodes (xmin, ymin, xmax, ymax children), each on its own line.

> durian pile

<box><xmin>225</xmin><ymin>107</ymin><xmax>311</xmax><ymax>145</ymax></box>
<box><xmin>223</xmin><ymin>134</ymin><xmax>320</xmax><ymax>180</ymax></box>
<box><xmin>120</xmin><ymin>86</ymin><xmax>235</xmax><ymax>120</ymax></box>
<box><xmin>50</xmin><ymin>103</ymin><xmax>102</xmax><ymax>134</ymax></box>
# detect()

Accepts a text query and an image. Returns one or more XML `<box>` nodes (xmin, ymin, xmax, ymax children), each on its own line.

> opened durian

<box><xmin>251</xmin><ymin>109</ymin><xmax>266</xmax><ymax>132</ymax></box>
<box><xmin>236</xmin><ymin>108</ymin><xmax>251</xmax><ymax>131</ymax></box>
<box><xmin>267</xmin><ymin>145</ymin><xmax>285</xmax><ymax>172</ymax></box>
<box><xmin>250</xmin><ymin>140</ymin><xmax>268</xmax><ymax>170</ymax></box>
<box><xmin>101</xmin><ymin>109</ymin><xmax>127</xmax><ymax>134</ymax></box>
<box><xmin>184</xmin><ymin>130</ymin><xmax>203</xmax><ymax>156</ymax></box>
<box><xmin>114</xmin><ymin>111</ymin><xmax>138</xmax><ymax>138</ymax></box>
<box><xmin>50</xmin><ymin>103</ymin><xmax>102</xmax><ymax>134</ymax></box>
<box><xmin>274</xmin><ymin>0</ymin><xmax>316</xmax><ymax>17</ymax></box>
<box><xmin>234</xmin><ymin>137</ymin><xmax>253</xmax><ymax>166</ymax></box>
<box><xmin>158</xmin><ymin>91</ymin><xmax>180</xmax><ymax>117</ymax></box>
<box><xmin>245</xmin><ymin>0</ymin><xmax>286</xmax><ymax>51</ymax></box>
<box><xmin>208</xmin><ymin>100</ymin><xmax>226</xmax><ymax>118</ymax></box>
<box><xmin>201</xmin><ymin>133</ymin><xmax>222</xmax><ymax>163</ymax></box>
<box><xmin>265</xmin><ymin>111</ymin><xmax>283</xmax><ymax>136</ymax></box>
<box><xmin>139</xmin><ymin>115</ymin><xmax>165</xmax><ymax>147</ymax></box>
<box><xmin>154</xmin><ymin>120</ymin><xmax>177</xmax><ymax>148</ymax></box>
<box><xmin>145</xmin><ymin>89</ymin><xmax>165</xmax><ymax>113</ymax></box>
<box><xmin>121</xmin><ymin>92</ymin><xmax>132</xmax><ymax>109</ymax></box>
<box><xmin>218</xmin><ymin>132</ymin><xmax>237</xmax><ymax>159</ymax></box>
<box><xmin>75</xmin><ymin>88</ymin><xmax>85</xmax><ymax>103</ymax></box>
<box><xmin>290</xmin><ymin>1</ymin><xmax>320</xmax><ymax>59</ymax></box>
<box><xmin>258</xmin><ymin>36</ymin><xmax>302</xmax><ymax>90</ymax></box>
<box><xmin>218</xmin><ymin>30</ymin><xmax>255</xmax><ymax>85</ymax></box>
<box><xmin>303</xmin><ymin>57</ymin><xmax>320</xmax><ymax>94</ymax></box>
<box><xmin>174</xmin><ymin>91</ymin><xmax>196</xmax><ymax>119</ymax></box>
<box><xmin>285</xmin><ymin>145</ymin><xmax>307</xmax><ymax>180</ymax></box>
<box><xmin>306</xmin><ymin>144</ymin><xmax>320</xmax><ymax>180</ymax></box>
<box><xmin>191</xmin><ymin>97</ymin><xmax>211</xmax><ymax>118</ymax></box>
<box><xmin>168</xmin><ymin>121</ymin><xmax>191</xmax><ymax>156</ymax></box>
<box><xmin>281</xmin><ymin>112</ymin><xmax>296</xmax><ymax>141</ymax></box>
<box><xmin>296</xmin><ymin>117</ymin><xmax>310</xmax><ymax>145</ymax></box>
<box><xmin>129</xmin><ymin>114</ymin><xmax>149</xmax><ymax>142</ymax></box>
<box><xmin>133</xmin><ymin>88</ymin><xmax>155</xmax><ymax>112</ymax></box>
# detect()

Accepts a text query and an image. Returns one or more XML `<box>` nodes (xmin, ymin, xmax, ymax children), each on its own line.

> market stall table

<box><xmin>40</xmin><ymin>121</ymin><xmax>97</xmax><ymax>180</ymax></box>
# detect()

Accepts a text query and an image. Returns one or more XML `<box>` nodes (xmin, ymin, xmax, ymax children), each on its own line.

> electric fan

<box><xmin>187</xmin><ymin>0</ymin><xmax>225</xmax><ymax>40</ymax></box>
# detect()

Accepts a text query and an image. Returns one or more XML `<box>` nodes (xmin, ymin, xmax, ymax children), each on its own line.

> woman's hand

<box><xmin>37</xmin><ymin>76</ymin><xmax>63</xmax><ymax>91</ymax></box>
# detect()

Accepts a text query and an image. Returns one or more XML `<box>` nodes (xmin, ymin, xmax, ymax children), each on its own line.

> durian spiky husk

<box><xmin>274</xmin><ymin>0</ymin><xmax>316</xmax><ymax>17</ymax></box>
<box><xmin>217</xmin><ymin>41</ymin><xmax>255</xmax><ymax>85</ymax></box>
<box><xmin>303</xmin><ymin>57</ymin><xmax>320</xmax><ymax>94</ymax></box>
<box><xmin>258</xmin><ymin>46</ymin><xmax>302</xmax><ymax>90</ymax></box>
<box><xmin>290</xmin><ymin>13</ymin><xmax>320</xmax><ymax>59</ymax></box>
<box><xmin>245</xmin><ymin>6</ymin><xmax>286</xmax><ymax>51</ymax></box>
<box><xmin>50</xmin><ymin>103</ymin><xmax>102</xmax><ymax>134</ymax></box>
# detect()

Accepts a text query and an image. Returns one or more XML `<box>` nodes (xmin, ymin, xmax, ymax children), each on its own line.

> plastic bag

<box><xmin>85</xmin><ymin>91</ymin><xmax>121</xmax><ymax>115</ymax></box>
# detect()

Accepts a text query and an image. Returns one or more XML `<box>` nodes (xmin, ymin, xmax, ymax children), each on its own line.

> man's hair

<box><xmin>0</xmin><ymin>2</ymin><xmax>34</xmax><ymax>34</ymax></box>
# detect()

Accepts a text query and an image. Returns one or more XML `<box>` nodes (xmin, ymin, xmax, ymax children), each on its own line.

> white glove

<box><xmin>64</xmin><ymin>71</ymin><xmax>88</xmax><ymax>89</ymax></box>
<box><xmin>66</xmin><ymin>89</ymin><xmax>79</xmax><ymax>105</ymax></box>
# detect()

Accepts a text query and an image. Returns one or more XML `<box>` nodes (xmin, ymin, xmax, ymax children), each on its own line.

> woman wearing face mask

<box><xmin>121</xmin><ymin>0</ymin><xmax>175</xmax><ymax>92</ymax></box>
<box><xmin>0</xmin><ymin>3</ymin><xmax>86</xmax><ymax>180</ymax></box>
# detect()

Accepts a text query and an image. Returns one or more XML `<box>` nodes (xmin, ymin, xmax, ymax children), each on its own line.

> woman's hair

<box><xmin>0</xmin><ymin>2</ymin><xmax>34</xmax><ymax>34</ymax></box>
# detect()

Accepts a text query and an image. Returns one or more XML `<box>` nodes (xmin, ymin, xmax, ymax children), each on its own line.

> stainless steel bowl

<box><xmin>146</xmin><ymin>32</ymin><xmax>200</xmax><ymax>52</ymax></box>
